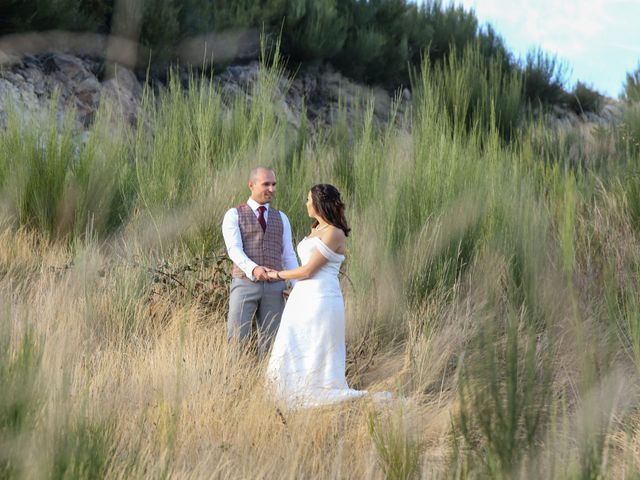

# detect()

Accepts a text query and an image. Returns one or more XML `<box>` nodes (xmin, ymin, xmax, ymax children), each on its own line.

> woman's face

<box><xmin>306</xmin><ymin>191</ymin><xmax>317</xmax><ymax>218</ymax></box>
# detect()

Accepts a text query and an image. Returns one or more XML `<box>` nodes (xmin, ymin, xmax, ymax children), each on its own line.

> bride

<box><xmin>264</xmin><ymin>184</ymin><xmax>368</xmax><ymax>409</ymax></box>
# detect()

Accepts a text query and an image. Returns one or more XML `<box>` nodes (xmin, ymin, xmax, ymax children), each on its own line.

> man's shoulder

<box><xmin>223</xmin><ymin>205</ymin><xmax>244</xmax><ymax>222</ymax></box>
<box><xmin>226</xmin><ymin>204</ymin><xmax>249</xmax><ymax>214</ymax></box>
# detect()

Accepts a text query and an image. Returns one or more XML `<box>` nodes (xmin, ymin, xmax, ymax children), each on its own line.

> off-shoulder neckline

<box><xmin>303</xmin><ymin>236</ymin><xmax>345</xmax><ymax>258</ymax></box>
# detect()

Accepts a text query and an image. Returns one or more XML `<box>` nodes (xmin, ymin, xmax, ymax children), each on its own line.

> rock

<box><xmin>1</xmin><ymin>51</ymin><xmax>412</xmax><ymax>137</ymax></box>
<box><xmin>0</xmin><ymin>52</ymin><xmax>143</xmax><ymax>130</ymax></box>
<box><xmin>0</xmin><ymin>77</ymin><xmax>41</xmax><ymax>128</ymax></box>
<box><xmin>210</xmin><ymin>61</ymin><xmax>411</xmax><ymax>135</ymax></box>
<box><xmin>102</xmin><ymin>65</ymin><xmax>143</xmax><ymax>126</ymax></box>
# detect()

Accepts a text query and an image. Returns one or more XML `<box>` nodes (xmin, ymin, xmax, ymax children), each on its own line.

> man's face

<box><xmin>249</xmin><ymin>169</ymin><xmax>277</xmax><ymax>204</ymax></box>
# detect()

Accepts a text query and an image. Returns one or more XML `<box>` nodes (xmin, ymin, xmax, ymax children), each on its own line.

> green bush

<box><xmin>422</xmin><ymin>0</ymin><xmax>478</xmax><ymax>61</ymax></box>
<box><xmin>567</xmin><ymin>81</ymin><xmax>604</xmax><ymax>115</ymax></box>
<box><xmin>619</xmin><ymin>103</ymin><xmax>640</xmax><ymax>154</ymax></box>
<box><xmin>178</xmin><ymin>0</ymin><xmax>214</xmax><ymax>37</ymax></box>
<box><xmin>455</xmin><ymin>311</ymin><xmax>552</xmax><ymax>476</ymax></box>
<box><xmin>1</xmin><ymin>0</ymin><xmax>99</xmax><ymax>34</ymax></box>
<box><xmin>0</xmin><ymin>100</ymin><xmax>134</xmax><ymax>241</ymax></box>
<box><xmin>368</xmin><ymin>409</ymin><xmax>423</xmax><ymax>480</ymax></box>
<box><xmin>414</xmin><ymin>42</ymin><xmax>524</xmax><ymax>141</ymax></box>
<box><xmin>523</xmin><ymin>48</ymin><xmax>568</xmax><ymax>106</ymax></box>
<box><xmin>140</xmin><ymin>0</ymin><xmax>181</xmax><ymax>56</ymax></box>
<box><xmin>622</xmin><ymin>63</ymin><xmax>640</xmax><ymax>103</ymax></box>
<box><xmin>279</xmin><ymin>0</ymin><xmax>347</xmax><ymax>63</ymax></box>
<box><xmin>0</xmin><ymin>313</ymin><xmax>42</xmax><ymax>478</ymax></box>
<box><xmin>52</xmin><ymin>420</ymin><xmax>114</xmax><ymax>480</ymax></box>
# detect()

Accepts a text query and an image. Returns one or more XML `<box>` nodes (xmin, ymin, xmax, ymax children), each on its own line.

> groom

<box><xmin>222</xmin><ymin>167</ymin><xmax>299</xmax><ymax>356</ymax></box>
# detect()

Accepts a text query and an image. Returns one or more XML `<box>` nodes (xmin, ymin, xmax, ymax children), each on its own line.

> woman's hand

<box><xmin>266</xmin><ymin>269</ymin><xmax>281</xmax><ymax>281</ymax></box>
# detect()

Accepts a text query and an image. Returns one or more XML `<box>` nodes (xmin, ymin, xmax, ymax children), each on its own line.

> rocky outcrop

<box><xmin>0</xmin><ymin>53</ymin><xmax>143</xmax><ymax>130</ymax></box>
<box><xmin>0</xmin><ymin>52</ymin><xmax>409</xmax><ymax>135</ymax></box>
<box><xmin>0</xmin><ymin>51</ymin><xmax>621</xmax><ymax>138</ymax></box>
<box><xmin>214</xmin><ymin>61</ymin><xmax>411</xmax><ymax>135</ymax></box>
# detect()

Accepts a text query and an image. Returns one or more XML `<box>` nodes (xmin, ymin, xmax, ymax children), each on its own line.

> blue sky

<box><xmin>451</xmin><ymin>0</ymin><xmax>640</xmax><ymax>98</ymax></box>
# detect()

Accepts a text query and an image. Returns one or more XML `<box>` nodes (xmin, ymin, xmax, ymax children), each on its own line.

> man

<box><xmin>222</xmin><ymin>167</ymin><xmax>299</xmax><ymax>356</ymax></box>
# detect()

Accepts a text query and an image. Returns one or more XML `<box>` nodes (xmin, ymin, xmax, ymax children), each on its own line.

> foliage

<box><xmin>51</xmin><ymin>421</ymin><xmax>114</xmax><ymax>479</ymax></box>
<box><xmin>622</xmin><ymin>62</ymin><xmax>640</xmax><ymax>103</ymax></box>
<box><xmin>1</xmin><ymin>48</ymin><xmax>640</xmax><ymax>477</ymax></box>
<box><xmin>0</xmin><ymin>313</ymin><xmax>41</xmax><ymax>478</ymax></box>
<box><xmin>566</xmin><ymin>81</ymin><xmax>604</xmax><ymax>115</ymax></box>
<box><xmin>368</xmin><ymin>409</ymin><xmax>423</xmax><ymax>480</ymax></box>
<box><xmin>455</xmin><ymin>312</ymin><xmax>552</xmax><ymax>476</ymax></box>
<box><xmin>1</xmin><ymin>0</ymin><xmax>572</xmax><ymax>105</ymax></box>
<box><xmin>413</xmin><ymin>42</ymin><xmax>524</xmax><ymax>141</ymax></box>
<box><xmin>0</xmin><ymin>101</ymin><xmax>134</xmax><ymax>240</ymax></box>
<box><xmin>140</xmin><ymin>0</ymin><xmax>181</xmax><ymax>54</ymax></box>
<box><xmin>619</xmin><ymin>103</ymin><xmax>640</xmax><ymax>156</ymax></box>
<box><xmin>522</xmin><ymin>48</ymin><xmax>568</xmax><ymax>107</ymax></box>
<box><xmin>1</xmin><ymin>0</ymin><xmax>99</xmax><ymax>34</ymax></box>
<box><xmin>277</xmin><ymin>0</ymin><xmax>347</xmax><ymax>63</ymax></box>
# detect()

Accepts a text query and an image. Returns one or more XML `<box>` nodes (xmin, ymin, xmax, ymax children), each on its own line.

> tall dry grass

<box><xmin>2</xmin><ymin>46</ymin><xmax>640</xmax><ymax>478</ymax></box>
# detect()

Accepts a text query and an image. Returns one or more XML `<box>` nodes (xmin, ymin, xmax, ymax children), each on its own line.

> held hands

<box><xmin>252</xmin><ymin>266</ymin><xmax>270</xmax><ymax>282</ymax></box>
<box><xmin>265</xmin><ymin>268</ymin><xmax>281</xmax><ymax>281</ymax></box>
<box><xmin>252</xmin><ymin>266</ymin><xmax>282</xmax><ymax>282</ymax></box>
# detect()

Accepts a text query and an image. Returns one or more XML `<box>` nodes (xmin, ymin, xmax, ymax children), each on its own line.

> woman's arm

<box><xmin>267</xmin><ymin>228</ymin><xmax>346</xmax><ymax>281</ymax></box>
<box><xmin>267</xmin><ymin>250</ymin><xmax>328</xmax><ymax>281</ymax></box>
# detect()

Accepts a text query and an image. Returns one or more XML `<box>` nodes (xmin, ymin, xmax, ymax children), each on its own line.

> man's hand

<box><xmin>282</xmin><ymin>288</ymin><xmax>291</xmax><ymax>300</ymax></box>
<box><xmin>252</xmin><ymin>266</ymin><xmax>270</xmax><ymax>281</ymax></box>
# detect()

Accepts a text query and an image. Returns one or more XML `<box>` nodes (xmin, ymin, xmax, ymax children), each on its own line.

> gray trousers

<box><xmin>227</xmin><ymin>277</ymin><xmax>285</xmax><ymax>356</ymax></box>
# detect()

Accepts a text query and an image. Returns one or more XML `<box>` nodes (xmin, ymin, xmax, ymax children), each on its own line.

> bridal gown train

<box><xmin>266</xmin><ymin>236</ymin><xmax>368</xmax><ymax>409</ymax></box>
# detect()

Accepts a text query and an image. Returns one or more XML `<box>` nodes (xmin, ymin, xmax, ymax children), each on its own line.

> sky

<box><xmin>451</xmin><ymin>0</ymin><xmax>640</xmax><ymax>98</ymax></box>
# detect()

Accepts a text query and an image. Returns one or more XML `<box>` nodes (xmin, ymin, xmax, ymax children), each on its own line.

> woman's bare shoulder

<box><xmin>321</xmin><ymin>226</ymin><xmax>346</xmax><ymax>252</ymax></box>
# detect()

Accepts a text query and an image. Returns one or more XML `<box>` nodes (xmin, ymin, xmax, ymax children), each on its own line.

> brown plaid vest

<box><xmin>231</xmin><ymin>203</ymin><xmax>284</xmax><ymax>279</ymax></box>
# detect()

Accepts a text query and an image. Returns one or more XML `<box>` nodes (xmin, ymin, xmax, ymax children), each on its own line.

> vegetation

<box><xmin>623</xmin><ymin>62</ymin><xmax>640</xmax><ymax>103</ymax></box>
<box><xmin>2</xmin><ymin>0</ymin><xmax>600</xmax><ymax>113</ymax></box>
<box><xmin>566</xmin><ymin>81</ymin><xmax>604</xmax><ymax>115</ymax></box>
<box><xmin>1</xmin><ymin>42</ymin><xmax>640</xmax><ymax>477</ymax></box>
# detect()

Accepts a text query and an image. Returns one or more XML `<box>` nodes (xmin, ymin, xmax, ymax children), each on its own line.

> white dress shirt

<box><xmin>222</xmin><ymin>198</ymin><xmax>299</xmax><ymax>283</ymax></box>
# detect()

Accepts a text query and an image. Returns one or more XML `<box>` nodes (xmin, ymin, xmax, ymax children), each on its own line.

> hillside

<box><xmin>2</xmin><ymin>3</ymin><xmax>640</xmax><ymax>478</ymax></box>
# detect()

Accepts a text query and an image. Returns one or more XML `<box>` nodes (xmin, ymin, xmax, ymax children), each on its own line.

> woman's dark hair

<box><xmin>310</xmin><ymin>184</ymin><xmax>351</xmax><ymax>237</ymax></box>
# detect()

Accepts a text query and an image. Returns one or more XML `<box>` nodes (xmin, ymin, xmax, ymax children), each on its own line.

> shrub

<box><xmin>0</xmin><ymin>314</ymin><xmax>42</xmax><ymax>478</ymax></box>
<box><xmin>279</xmin><ymin>0</ymin><xmax>347</xmax><ymax>63</ymax></box>
<box><xmin>622</xmin><ymin>63</ymin><xmax>640</xmax><ymax>103</ymax></box>
<box><xmin>368</xmin><ymin>409</ymin><xmax>423</xmax><ymax>480</ymax></box>
<box><xmin>455</xmin><ymin>311</ymin><xmax>552</xmax><ymax>476</ymax></box>
<box><xmin>178</xmin><ymin>0</ymin><xmax>214</xmax><ymax>37</ymax></box>
<box><xmin>51</xmin><ymin>420</ymin><xmax>114</xmax><ymax>479</ymax></box>
<box><xmin>0</xmin><ymin>100</ymin><xmax>134</xmax><ymax>241</ymax></box>
<box><xmin>413</xmin><ymin>42</ymin><xmax>524</xmax><ymax>141</ymax></box>
<box><xmin>423</xmin><ymin>0</ymin><xmax>479</xmax><ymax>61</ymax></box>
<box><xmin>567</xmin><ymin>81</ymin><xmax>604</xmax><ymax>115</ymax></box>
<box><xmin>523</xmin><ymin>47</ymin><xmax>568</xmax><ymax>106</ymax></box>
<box><xmin>1</xmin><ymin>0</ymin><xmax>99</xmax><ymax>34</ymax></box>
<box><xmin>619</xmin><ymin>103</ymin><xmax>640</xmax><ymax>154</ymax></box>
<box><xmin>141</xmin><ymin>0</ymin><xmax>181</xmax><ymax>56</ymax></box>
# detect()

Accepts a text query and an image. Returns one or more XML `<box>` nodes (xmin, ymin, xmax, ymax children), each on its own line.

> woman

<box><xmin>264</xmin><ymin>184</ymin><xmax>368</xmax><ymax>409</ymax></box>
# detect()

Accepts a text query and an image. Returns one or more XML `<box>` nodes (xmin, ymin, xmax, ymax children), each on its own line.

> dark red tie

<box><xmin>257</xmin><ymin>206</ymin><xmax>267</xmax><ymax>232</ymax></box>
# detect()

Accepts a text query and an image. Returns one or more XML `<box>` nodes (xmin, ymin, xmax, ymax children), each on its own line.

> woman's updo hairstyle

<box><xmin>310</xmin><ymin>184</ymin><xmax>351</xmax><ymax>237</ymax></box>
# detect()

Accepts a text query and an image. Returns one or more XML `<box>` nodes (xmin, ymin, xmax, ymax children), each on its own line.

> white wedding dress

<box><xmin>266</xmin><ymin>236</ymin><xmax>368</xmax><ymax>409</ymax></box>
